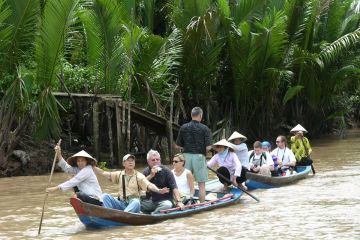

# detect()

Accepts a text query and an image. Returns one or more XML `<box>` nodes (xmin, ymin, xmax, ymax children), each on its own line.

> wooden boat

<box><xmin>70</xmin><ymin>179</ymin><xmax>242</xmax><ymax>228</ymax></box>
<box><xmin>245</xmin><ymin>166</ymin><xmax>312</xmax><ymax>190</ymax></box>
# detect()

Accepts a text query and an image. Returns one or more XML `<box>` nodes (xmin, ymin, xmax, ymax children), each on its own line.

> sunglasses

<box><xmin>173</xmin><ymin>160</ymin><xmax>184</xmax><ymax>163</ymax></box>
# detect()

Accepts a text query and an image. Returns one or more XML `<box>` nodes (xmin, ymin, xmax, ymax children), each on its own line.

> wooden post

<box><xmin>122</xmin><ymin>101</ymin><xmax>126</xmax><ymax>135</ymax></box>
<box><xmin>93</xmin><ymin>101</ymin><xmax>100</xmax><ymax>161</ymax></box>
<box><xmin>166</xmin><ymin>121</ymin><xmax>172</xmax><ymax>164</ymax></box>
<box><xmin>167</xmin><ymin>92</ymin><xmax>174</xmax><ymax>160</ymax></box>
<box><xmin>116</xmin><ymin>100</ymin><xmax>125</xmax><ymax>165</ymax></box>
<box><xmin>106</xmin><ymin>103</ymin><xmax>114</xmax><ymax>166</ymax></box>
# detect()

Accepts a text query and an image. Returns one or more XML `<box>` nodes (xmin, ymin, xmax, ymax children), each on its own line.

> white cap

<box><xmin>290</xmin><ymin>124</ymin><xmax>308</xmax><ymax>133</ymax></box>
<box><xmin>123</xmin><ymin>154</ymin><xmax>135</xmax><ymax>162</ymax></box>
<box><xmin>213</xmin><ymin>139</ymin><xmax>234</xmax><ymax>149</ymax></box>
<box><xmin>228</xmin><ymin>131</ymin><xmax>247</xmax><ymax>141</ymax></box>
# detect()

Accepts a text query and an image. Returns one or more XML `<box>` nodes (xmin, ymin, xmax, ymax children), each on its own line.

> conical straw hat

<box><xmin>66</xmin><ymin>150</ymin><xmax>97</xmax><ymax>166</ymax></box>
<box><xmin>213</xmin><ymin>139</ymin><xmax>234</xmax><ymax>149</ymax></box>
<box><xmin>290</xmin><ymin>124</ymin><xmax>308</xmax><ymax>133</ymax></box>
<box><xmin>228</xmin><ymin>131</ymin><xmax>247</xmax><ymax>141</ymax></box>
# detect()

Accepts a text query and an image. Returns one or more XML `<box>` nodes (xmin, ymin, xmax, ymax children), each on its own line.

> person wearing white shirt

<box><xmin>228</xmin><ymin>131</ymin><xmax>249</xmax><ymax>186</ymax></box>
<box><xmin>171</xmin><ymin>153</ymin><xmax>195</xmax><ymax>202</ymax></box>
<box><xmin>46</xmin><ymin>145</ymin><xmax>103</xmax><ymax>206</ymax></box>
<box><xmin>248</xmin><ymin>141</ymin><xmax>274</xmax><ymax>176</ymax></box>
<box><xmin>271</xmin><ymin>135</ymin><xmax>296</xmax><ymax>175</ymax></box>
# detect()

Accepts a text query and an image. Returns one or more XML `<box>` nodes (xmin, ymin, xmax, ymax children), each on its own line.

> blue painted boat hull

<box><xmin>70</xmin><ymin>179</ymin><xmax>242</xmax><ymax>228</ymax></box>
<box><xmin>245</xmin><ymin>166</ymin><xmax>312</xmax><ymax>190</ymax></box>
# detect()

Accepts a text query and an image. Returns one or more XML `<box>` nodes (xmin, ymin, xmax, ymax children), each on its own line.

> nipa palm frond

<box><xmin>319</xmin><ymin>27</ymin><xmax>360</xmax><ymax>67</ymax></box>
<box><xmin>1</xmin><ymin>0</ymin><xmax>39</xmax><ymax>73</ymax></box>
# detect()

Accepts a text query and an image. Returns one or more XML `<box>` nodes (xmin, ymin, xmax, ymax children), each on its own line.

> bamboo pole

<box><xmin>38</xmin><ymin>139</ymin><xmax>61</xmax><ymax>235</ymax></box>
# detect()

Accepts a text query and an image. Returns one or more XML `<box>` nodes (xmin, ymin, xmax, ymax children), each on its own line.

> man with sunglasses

<box><xmin>271</xmin><ymin>136</ymin><xmax>296</xmax><ymax>175</ymax></box>
<box><xmin>141</xmin><ymin>149</ymin><xmax>185</xmax><ymax>214</ymax></box>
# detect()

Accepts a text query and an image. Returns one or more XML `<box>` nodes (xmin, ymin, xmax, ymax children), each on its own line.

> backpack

<box><xmin>249</xmin><ymin>152</ymin><xmax>267</xmax><ymax>166</ymax></box>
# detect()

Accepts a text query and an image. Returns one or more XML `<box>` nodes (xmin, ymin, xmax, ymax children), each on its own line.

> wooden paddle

<box><xmin>207</xmin><ymin>166</ymin><xmax>260</xmax><ymax>202</ymax></box>
<box><xmin>38</xmin><ymin>139</ymin><xmax>61</xmax><ymax>235</ymax></box>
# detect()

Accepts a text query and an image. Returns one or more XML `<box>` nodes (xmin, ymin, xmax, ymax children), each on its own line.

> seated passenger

<box><xmin>271</xmin><ymin>136</ymin><xmax>296</xmax><ymax>175</ymax></box>
<box><xmin>93</xmin><ymin>154</ymin><xmax>169</xmax><ymax>213</ymax></box>
<box><xmin>248</xmin><ymin>141</ymin><xmax>274</xmax><ymax>176</ymax></box>
<box><xmin>171</xmin><ymin>153</ymin><xmax>195</xmax><ymax>203</ymax></box>
<box><xmin>228</xmin><ymin>131</ymin><xmax>249</xmax><ymax>183</ymax></box>
<box><xmin>46</xmin><ymin>144</ymin><xmax>103</xmax><ymax>206</ymax></box>
<box><xmin>94</xmin><ymin>154</ymin><xmax>169</xmax><ymax>213</ymax></box>
<box><xmin>207</xmin><ymin>139</ymin><xmax>245</xmax><ymax>190</ymax></box>
<box><xmin>141</xmin><ymin>149</ymin><xmax>185</xmax><ymax>214</ymax></box>
<box><xmin>261</xmin><ymin>141</ymin><xmax>280</xmax><ymax>175</ymax></box>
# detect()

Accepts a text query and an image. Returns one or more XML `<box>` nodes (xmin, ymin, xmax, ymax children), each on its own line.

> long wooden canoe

<box><xmin>245</xmin><ymin>166</ymin><xmax>312</xmax><ymax>190</ymax></box>
<box><xmin>70</xmin><ymin>180</ymin><xmax>242</xmax><ymax>228</ymax></box>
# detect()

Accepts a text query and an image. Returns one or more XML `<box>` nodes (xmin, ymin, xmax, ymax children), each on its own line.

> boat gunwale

<box><xmin>71</xmin><ymin>188</ymin><xmax>242</xmax><ymax>227</ymax></box>
<box><xmin>245</xmin><ymin>166</ymin><xmax>312</xmax><ymax>186</ymax></box>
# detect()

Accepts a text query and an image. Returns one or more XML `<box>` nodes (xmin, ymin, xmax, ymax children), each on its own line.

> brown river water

<box><xmin>1</xmin><ymin>129</ymin><xmax>360</xmax><ymax>240</ymax></box>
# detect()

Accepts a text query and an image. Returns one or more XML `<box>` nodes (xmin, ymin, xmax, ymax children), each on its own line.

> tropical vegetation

<box><xmin>0</xmin><ymin>0</ymin><xmax>359</xmax><ymax>169</ymax></box>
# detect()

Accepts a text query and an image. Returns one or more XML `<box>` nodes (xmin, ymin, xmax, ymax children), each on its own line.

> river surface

<box><xmin>1</xmin><ymin>129</ymin><xmax>360</xmax><ymax>239</ymax></box>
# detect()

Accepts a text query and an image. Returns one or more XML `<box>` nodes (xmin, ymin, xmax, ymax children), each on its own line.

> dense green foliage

<box><xmin>0</xmin><ymin>0</ymin><xmax>359</xmax><ymax>148</ymax></box>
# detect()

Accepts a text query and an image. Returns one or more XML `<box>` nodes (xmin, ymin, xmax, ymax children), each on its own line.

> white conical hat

<box><xmin>66</xmin><ymin>150</ymin><xmax>97</xmax><ymax>166</ymax></box>
<box><xmin>213</xmin><ymin>139</ymin><xmax>234</xmax><ymax>149</ymax></box>
<box><xmin>290</xmin><ymin>124</ymin><xmax>308</xmax><ymax>133</ymax></box>
<box><xmin>228</xmin><ymin>131</ymin><xmax>247</xmax><ymax>141</ymax></box>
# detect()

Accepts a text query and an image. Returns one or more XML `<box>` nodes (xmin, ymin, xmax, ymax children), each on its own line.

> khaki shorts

<box><xmin>183</xmin><ymin>153</ymin><xmax>208</xmax><ymax>182</ymax></box>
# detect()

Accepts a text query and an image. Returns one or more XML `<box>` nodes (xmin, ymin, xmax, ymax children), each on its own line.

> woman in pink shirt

<box><xmin>207</xmin><ymin>139</ymin><xmax>244</xmax><ymax>190</ymax></box>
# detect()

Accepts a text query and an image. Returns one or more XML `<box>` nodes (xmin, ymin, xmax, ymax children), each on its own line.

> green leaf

<box><xmin>283</xmin><ymin>85</ymin><xmax>304</xmax><ymax>104</ymax></box>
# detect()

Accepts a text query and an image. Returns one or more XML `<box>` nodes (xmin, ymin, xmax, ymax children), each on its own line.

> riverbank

<box><xmin>1</xmin><ymin>123</ymin><xmax>359</xmax><ymax>178</ymax></box>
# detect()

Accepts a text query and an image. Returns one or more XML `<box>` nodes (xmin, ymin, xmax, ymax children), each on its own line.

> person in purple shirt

<box><xmin>207</xmin><ymin>139</ymin><xmax>245</xmax><ymax>191</ymax></box>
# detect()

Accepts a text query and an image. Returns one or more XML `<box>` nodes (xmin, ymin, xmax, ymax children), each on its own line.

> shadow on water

<box><xmin>0</xmin><ymin>129</ymin><xmax>360</xmax><ymax>239</ymax></box>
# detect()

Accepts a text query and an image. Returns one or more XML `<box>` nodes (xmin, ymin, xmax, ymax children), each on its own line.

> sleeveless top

<box><xmin>172</xmin><ymin>168</ymin><xmax>191</xmax><ymax>197</ymax></box>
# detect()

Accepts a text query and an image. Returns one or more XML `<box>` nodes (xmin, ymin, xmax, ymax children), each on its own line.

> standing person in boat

<box><xmin>171</xmin><ymin>153</ymin><xmax>195</xmax><ymax>203</ymax></box>
<box><xmin>93</xmin><ymin>154</ymin><xmax>169</xmax><ymax>213</ymax></box>
<box><xmin>271</xmin><ymin>136</ymin><xmax>296</xmax><ymax>175</ymax></box>
<box><xmin>46</xmin><ymin>145</ymin><xmax>103</xmax><ymax>206</ymax></box>
<box><xmin>207</xmin><ymin>139</ymin><xmax>245</xmax><ymax>190</ymax></box>
<box><xmin>248</xmin><ymin>141</ymin><xmax>274</xmax><ymax>176</ymax></box>
<box><xmin>175</xmin><ymin>107</ymin><xmax>212</xmax><ymax>203</ymax></box>
<box><xmin>228</xmin><ymin>131</ymin><xmax>249</xmax><ymax>183</ymax></box>
<box><xmin>141</xmin><ymin>149</ymin><xmax>185</xmax><ymax>214</ymax></box>
<box><xmin>290</xmin><ymin>124</ymin><xmax>314</xmax><ymax>171</ymax></box>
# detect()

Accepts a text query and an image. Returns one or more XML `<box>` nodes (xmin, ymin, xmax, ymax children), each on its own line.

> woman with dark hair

<box><xmin>46</xmin><ymin>144</ymin><xmax>103</xmax><ymax>206</ymax></box>
<box><xmin>171</xmin><ymin>153</ymin><xmax>195</xmax><ymax>202</ymax></box>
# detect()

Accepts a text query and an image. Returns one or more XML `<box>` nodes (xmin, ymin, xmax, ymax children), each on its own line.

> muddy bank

<box><xmin>1</xmin><ymin>118</ymin><xmax>359</xmax><ymax>178</ymax></box>
<box><xmin>0</xmin><ymin>135</ymin><xmax>88</xmax><ymax>177</ymax></box>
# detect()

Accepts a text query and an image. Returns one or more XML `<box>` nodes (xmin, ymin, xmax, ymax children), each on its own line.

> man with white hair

<box><xmin>141</xmin><ymin>149</ymin><xmax>184</xmax><ymax>214</ymax></box>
